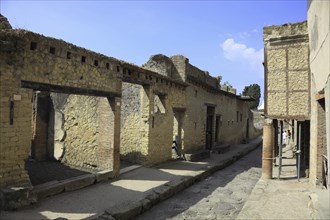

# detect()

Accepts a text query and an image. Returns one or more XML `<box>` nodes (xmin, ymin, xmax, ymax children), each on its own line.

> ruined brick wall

<box><xmin>184</xmin><ymin>83</ymin><xmax>256</xmax><ymax>151</ymax></box>
<box><xmin>264</xmin><ymin>21</ymin><xmax>310</xmax><ymax>120</ymax></box>
<box><xmin>0</xmin><ymin>28</ymin><xmax>121</xmax><ymax>187</ymax></box>
<box><xmin>120</xmin><ymin>81</ymin><xmax>186</xmax><ymax>165</ymax></box>
<box><xmin>175</xmin><ymin>57</ymin><xmax>260</xmax><ymax>150</ymax></box>
<box><xmin>144</xmin><ymin>54</ymin><xmax>260</xmax><ymax>154</ymax></box>
<box><xmin>147</xmin><ymin>82</ymin><xmax>186</xmax><ymax>164</ymax></box>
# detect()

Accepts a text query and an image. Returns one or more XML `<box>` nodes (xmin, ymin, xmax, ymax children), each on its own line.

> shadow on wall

<box><xmin>25</xmin><ymin>160</ymin><xmax>90</xmax><ymax>186</ymax></box>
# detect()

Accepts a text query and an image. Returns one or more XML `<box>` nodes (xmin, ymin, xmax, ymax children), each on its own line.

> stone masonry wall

<box><xmin>144</xmin><ymin>54</ymin><xmax>260</xmax><ymax>155</ymax></box>
<box><xmin>121</xmin><ymin>79</ymin><xmax>186</xmax><ymax>165</ymax></box>
<box><xmin>0</xmin><ymin>28</ymin><xmax>121</xmax><ymax>187</ymax></box>
<box><xmin>61</xmin><ymin>95</ymin><xmax>100</xmax><ymax>169</ymax></box>
<box><xmin>264</xmin><ymin>21</ymin><xmax>310</xmax><ymax>120</ymax></box>
<box><xmin>148</xmin><ymin>82</ymin><xmax>186</xmax><ymax>165</ymax></box>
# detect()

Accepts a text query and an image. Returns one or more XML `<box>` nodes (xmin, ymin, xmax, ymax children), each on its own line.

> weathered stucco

<box><xmin>308</xmin><ymin>0</ymin><xmax>330</xmax><ymax>187</ymax></box>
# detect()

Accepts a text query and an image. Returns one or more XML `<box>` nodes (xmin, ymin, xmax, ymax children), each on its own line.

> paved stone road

<box><xmin>137</xmin><ymin>146</ymin><xmax>262</xmax><ymax>220</ymax></box>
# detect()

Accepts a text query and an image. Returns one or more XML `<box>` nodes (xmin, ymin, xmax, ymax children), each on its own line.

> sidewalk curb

<box><xmin>95</xmin><ymin>138</ymin><xmax>262</xmax><ymax>220</ymax></box>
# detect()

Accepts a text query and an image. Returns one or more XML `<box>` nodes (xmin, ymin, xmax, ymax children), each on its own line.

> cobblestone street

<box><xmin>137</xmin><ymin>146</ymin><xmax>262</xmax><ymax>220</ymax></box>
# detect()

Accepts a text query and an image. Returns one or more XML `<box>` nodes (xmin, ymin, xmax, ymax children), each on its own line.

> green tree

<box><xmin>242</xmin><ymin>84</ymin><xmax>261</xmax><ymax>109</ymax></box>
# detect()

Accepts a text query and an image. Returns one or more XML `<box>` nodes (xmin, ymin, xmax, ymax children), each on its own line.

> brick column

<box><xmin>262</xmin><ymin>119</ymin><xmax>274</xmax><ymax>179</ymax></box>
<box><xmin>111</xmin><ymin>97</ymin><xmax>121</xmax><ymax>177</ymax></box>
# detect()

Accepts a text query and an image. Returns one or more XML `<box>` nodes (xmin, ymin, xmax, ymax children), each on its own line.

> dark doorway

<box><xmin>31</xmin><ymin>91</ymin><xmax>52</xmax><ymax>161</ymax></box>
<box><xmin>215</xmin><ymin>115</ymin><xmax>221</xmax><ymax>143</ymax></box>
<box><xmin>206</xmin><ymin>106</ymin><xmax>215</xmax><ymax>150</ymax></box>
<box><xmin>246</xmin><ymin>118</ymin><xmax>250</xmax><ymax>141</ymax></box>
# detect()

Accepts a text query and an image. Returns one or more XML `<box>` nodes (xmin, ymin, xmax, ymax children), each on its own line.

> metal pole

<box><xmin>297</xmin><ymin>122</ymin><xmax>301</xmax><ymax>182</ymax></box>
<box><xmin>278</xmin><ymin>120</ymin><xmax>283</xmax><ymax>179</ymax></box>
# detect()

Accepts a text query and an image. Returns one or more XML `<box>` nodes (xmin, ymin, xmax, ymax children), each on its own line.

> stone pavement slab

<box><xmin>236</xmin><ymin>177</ymin><xmax>330</xmax><ymax>220</ymax></box>
<box><xmin>0</xmin><ymin>136</ymin><xmax>262</xmax><ymax>220</ymax></box>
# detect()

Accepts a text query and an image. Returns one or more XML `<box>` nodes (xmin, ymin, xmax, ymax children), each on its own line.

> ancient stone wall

<box><xmin>143</xmin><ymin>54</ymin><xmax>260</xmax><ymax>155</ymax></box>
<box><xmin>121</xmin><ymin>80</ymin><xmax>186</xmax><ymax>165</ymax></box>
<box><xmin>0</xmin><ymin>28</ymin><xmax>121</xmax><ymax>187</ymax></box>
<box><xmin>147</xmin><ymin>81</ymin><xmax>186</xmax><ymax>164</ymax></box>
<box><xmin>264</xmin><ymin>21</ymin><xmax>310</xmax><ymax>120</ymax></box>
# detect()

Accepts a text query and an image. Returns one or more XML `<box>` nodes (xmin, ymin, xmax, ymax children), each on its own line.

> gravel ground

<box><xmin>137</xmin><ymin>146</ymin><xmax>262</xmax><ymax>220</ymax></box>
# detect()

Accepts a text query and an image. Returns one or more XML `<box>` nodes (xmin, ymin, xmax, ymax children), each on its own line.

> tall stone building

<box><xmin>263</xmin><ymin>21</ymin><xmax>311</xmax><ymax>178</ymax></box>
<box><xmin>263</xmin><ymin>0</ymin><xmax>329</xmax><ymax>188</ymax></box>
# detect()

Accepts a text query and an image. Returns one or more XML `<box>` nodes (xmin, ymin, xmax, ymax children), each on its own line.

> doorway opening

<box><xmin>172</xmin><ymin>110</ymin><xmax>184</xmax><ymax>158</ymax></box>
<box><xmin>206</xmin><ymin>106</ymin><xmax>215</xmax><ymax>150</ymax></box>
<box><xmin>25</xmin><ymin>86</ymin><xmax>117</xmax><ymax>187</ymax></box>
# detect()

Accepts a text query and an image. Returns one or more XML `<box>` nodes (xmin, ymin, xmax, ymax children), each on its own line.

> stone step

<box><xmin>184</xmin><ymin>149</ymin><xmax>210</xmax><ymax>162</ymax></box>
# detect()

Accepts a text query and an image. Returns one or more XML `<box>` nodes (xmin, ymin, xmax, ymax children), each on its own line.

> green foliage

<box><xmin>222</xmin><ymin>81</ymin><xmax>233</xmax><ymax>89</ymax></box>
<box><xmin>242</xmin><ymin>84</ymin><xmax>261</xmax><ymax>109</ymax></box>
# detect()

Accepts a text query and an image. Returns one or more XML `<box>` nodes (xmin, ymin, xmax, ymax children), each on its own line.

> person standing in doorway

<box><xmin>287</xmin><ymin>130</ymin><xmax>291</xmax><ymax>145</ymax></box>
<box><xmin>282</xmin><ymin>130</ymin><xmax>287</xmax><ymax>146</ymax></box>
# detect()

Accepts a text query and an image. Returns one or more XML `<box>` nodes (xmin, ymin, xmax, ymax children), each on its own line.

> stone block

<box><xmin>267</xmin><ymin>72</ymin><xmax>287</xmax><ymax>91</ymax></box>
<box><xmin>267</xmin><ymin>92</ymin><xmax>286</xmax><ymax>116</ymax></box>
<box><xmin>267</xmin><ymin>49</ymin><xmax>286</xmax><ymax>71</ymax></box>
<box><xmin>0</xmin><ymin>185</ymin><xmax>36</xmax><ymax>211</ymax></box>
<box><xmin>164</xmin><ymin>178</ymin><xmax>186</xmax><ymax>195</ymax></box>
<box><xmin>153</xmin><ymin>185</ymin><xmax>173</xmax><ymax>201</ymax></box>
<box><xmin>145</xmin><ymin>191</ymin><xmax>160</xmax><ymax>206</ymax></box>
<box><xmin>288</xmin><ymin>70</ymin><xmax>309</xmax><ymax>91</ymax></box>
<box><xmin>105</xmin><ymin>200</ymin><xmax>142</xmax><ymax>220</ymax></box>
<box><xmin>288</xmin><ymin>92</ymin><xmax>309</xmax><ymax>116</ymax></box>
<box><xmin>62</xmin><ymin>174</ymin><xmax>95</xmax><ymax>192</ymax></box>
<box><xmin>288</xmin><ymin>46</ymin><xmax>309</xmax><ymax>70</ymax></box>
<box><xmin>32</xmin><ymin>180</ymin><xmax>65</xmax><ymax>199</ymax></box>
<box><xmin>95</xmin><ymin>169</ymin><xmax>114</xmax><ymax>182</ymax></box>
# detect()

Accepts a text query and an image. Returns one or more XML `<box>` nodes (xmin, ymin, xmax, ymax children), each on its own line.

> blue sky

<box><xmin>1</xmin><ymin>0</ymin><xmax>307</xmax><ymax>106</ymax></box>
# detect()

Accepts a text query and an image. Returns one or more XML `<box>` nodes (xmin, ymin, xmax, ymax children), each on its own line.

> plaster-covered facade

<box><xmin>307</xmin><ymin>0</ymin><xmax>330</xmax><ymax>187</ymax></box>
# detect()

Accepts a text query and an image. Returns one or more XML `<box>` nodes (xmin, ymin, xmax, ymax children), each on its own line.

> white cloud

<box><xmin>221</xmin><ymin>38</ymin><xmax>264</xmax><ymax>77</ymax></box>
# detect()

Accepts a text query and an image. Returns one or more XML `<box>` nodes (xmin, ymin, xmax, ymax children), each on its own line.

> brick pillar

<box><xmin>262</xmin><ymin>119</ymin><xmax>274</xmax><ymax>179</ymax></box>
<box><xmin>111</xmin><ymin>97</ymin><xmax>121</xmax><ymax>177</ymax></box>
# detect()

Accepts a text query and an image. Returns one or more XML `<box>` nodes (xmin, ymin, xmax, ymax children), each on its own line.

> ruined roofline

<box><xmin>169</xmin><ymin>54</ymin><xmax>238</xmax><ymax>95</ymax></box>
<box><xmin>0</xmin><ymin>28</ymin><xmax>123</xmax><ymax>65</ymax></box>
<box><xmin>263</xmin><ymin>20</ymin><xmax>308</xmax><ymax>41</ymax></box>
<box><xmin>0</xmin><ymin>28</ymin><xmax>188</xmax><ymax>88</ymax></box>
<box><xmin>121</xmin><ymin>61</ymin><xmax>189</xmax><ymax>87</ymax></box>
